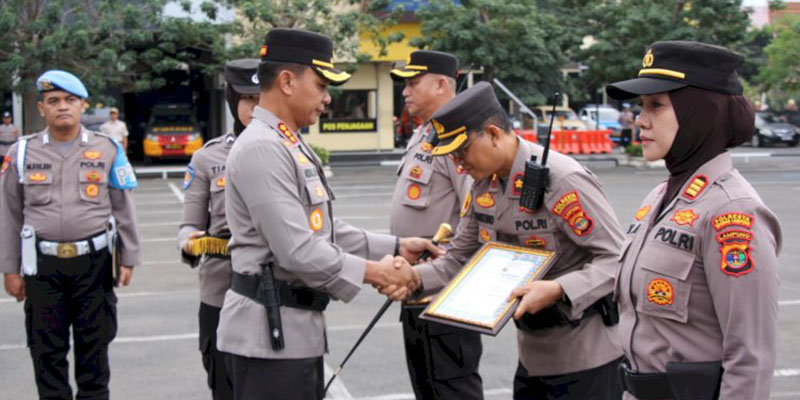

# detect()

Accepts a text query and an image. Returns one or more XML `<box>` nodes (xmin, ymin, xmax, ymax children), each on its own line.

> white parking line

<box><xmin>167</xmin><ymin>181</ymin><xmax>185</xmax><ymax>203</ymax></box>
<box><xmin>324</xmin><ymin>362</ymin><xmax>354</xmax><ymax>399</ymax></box>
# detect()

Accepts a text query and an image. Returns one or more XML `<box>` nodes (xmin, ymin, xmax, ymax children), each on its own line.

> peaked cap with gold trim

<box><xmin>606</xmin><ymin>41</ymin><xmax>744</xmax><ymax>100</ymax></box>
<box><xmin>391</xmin><ymin>50</ymin><xmax>459</xmax><ymax>81</ymax></box>
<box><xmin>430</xmin><ymin>81</ymin><xmax>503</xmax><ymax>156</ymax></box>
<box><xmin>260</xmin><ymin>28</ymin><xmax>351</xmax><ymax>86</ymax></box>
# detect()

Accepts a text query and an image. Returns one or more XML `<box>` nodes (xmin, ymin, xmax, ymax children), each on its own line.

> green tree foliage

<box><xmin>573</xmin><ymin>0</ymin><xmax>751</xmax><ymax>95</ymax></box>
<box><xmin>756</xmin><ymin>15</ymin><xmax>800</xmax><ymax>96</ymax></box>
<box><xmin>410</xmin><ymin>0</ymin><xmax>578</xmax><ymax>105</ymax></box>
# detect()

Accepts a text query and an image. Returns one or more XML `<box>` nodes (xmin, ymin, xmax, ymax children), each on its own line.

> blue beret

<box><xmin>36</xmin><ymin>70</ymin><xmax>89</xmax><ymax>98</ymax></box>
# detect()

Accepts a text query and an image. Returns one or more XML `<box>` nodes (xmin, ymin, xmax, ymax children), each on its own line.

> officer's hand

<box><xmin>399</xmin><ymin>238</ymin><xmax>446</xmax><ymax>264</ymax></box>
<box><xmin>118</xmin><ymin>266</ymin><xmax>134</xmax><ymax>287</ymax></box>
<box><xmin>4</xmin><ymin>273</ymin><xmax>25</xmax><ymax>302</ymax></box>
<box><xmin>510</xmin><ymin>280</ymin><xmax>564</xmax><ymax>320</ymax></box>
<box><xmin>182</xmin><ymin>231</ymin><xmax>206</xmax><ymax>254</ymax></box>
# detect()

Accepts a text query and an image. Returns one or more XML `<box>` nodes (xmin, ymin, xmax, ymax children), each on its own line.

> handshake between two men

<box><xmin>363</xmin><ymin>237</ymin><xmax>444</xmax><ymax>301</ymax></box>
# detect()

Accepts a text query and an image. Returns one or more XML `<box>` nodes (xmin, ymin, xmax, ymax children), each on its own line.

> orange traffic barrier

<box><xmin>551</xmin><ymin>131</ymin><xmax>564</xmax><ymax>153</ymax></box>
<box><xmin>579</xmin><ymin>131</ymin><xmax>595</xmax><ymax>154</ymax></box>
<box><xmin>598</xmin><ymin>130</ymin><xmax>613</xmax><ymax>153</ymax></box>
<box><xmin>566</xmin><ymin>131</ymin><xmax>581</xmax><ymax>154</ymax></box>
<box><xmin>514</xmin><ymin>129</ymin><xmax>538</xmax><ymax>144</ymax></box>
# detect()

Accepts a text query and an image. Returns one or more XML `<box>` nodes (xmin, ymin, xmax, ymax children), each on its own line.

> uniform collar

<box><xmin>41</xmin><ymin>125</ymin><xmax>90</xmax><ymax>147</ymax></box>
<box><xmin>223</xmin><ymin>131</ymin><xmax>236</xmax><ymax>148</ymax></box>
<box><xmin>252</xmin><ymin>106</ymin><xmax>302</xmax><ymax>146</ymax></box>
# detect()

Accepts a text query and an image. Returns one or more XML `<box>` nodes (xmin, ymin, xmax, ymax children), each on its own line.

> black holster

<box><xmin>515</xmin><ymin>294</ymin><xmax>618</xmax><ymax>333</ymax></box>
<box><xmin>260</xmin><ymin>263</ymin><xmax>285</xmax><ymax>350</ymax></box>
<box><xmin>620</xmin><ymin>360</ymin><xmax>722</xmax><ymax>400</ymax></box>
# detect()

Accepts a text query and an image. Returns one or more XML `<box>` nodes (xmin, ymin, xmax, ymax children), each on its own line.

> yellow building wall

<box><xmin>305</xmin><ymin>62</ymin><xmax>396</xmax><ymax>151</ymax></box>
<box><xmin>358</xmin><ymin>22</ymin><xmax>423</xmax><ymax>62</ymax></box>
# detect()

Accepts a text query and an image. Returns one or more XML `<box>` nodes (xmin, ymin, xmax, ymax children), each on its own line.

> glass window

<box><xmin>320</xmin><ymin>90</ymin><xmax>378</xmax><ymax>133</ymax></box>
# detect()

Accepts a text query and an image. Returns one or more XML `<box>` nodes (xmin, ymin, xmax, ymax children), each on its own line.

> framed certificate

<box><xmin>420</xmin><ymin>241</ymin><xmax>558</xmax><ymax>335</ymax></box>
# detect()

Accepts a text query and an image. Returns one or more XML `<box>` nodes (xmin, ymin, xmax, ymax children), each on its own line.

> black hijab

<box><xmin>661</xmin><ymin>86</ymin><xmax>755</xmax><ymax>208</ymax></box>
<box><xmin>225</xmin><ymin>83</ymin><xmax>247</xmax><ymax>136</ymax></box>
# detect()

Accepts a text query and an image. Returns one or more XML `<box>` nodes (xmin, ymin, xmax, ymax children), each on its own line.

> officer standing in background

<box><xmin>388</xmin><ymin>50</ymin><xmax>482</xmax><ymax>399</ymax></box>
<box><xmin>0</xmin><ymin>111</ymin><xmax>21</xmax><ymax>158</ymax></box>
<box><xmin>607</xmin><ymin>41</ymin><xmax>781</xmax><ymax>400</ymax></box>
<box><xmin>395</xmin><ymin>82</ymin><xmax>624</xmax><ymax>399</ymax></box>
<box><xmin>216</xmin><ymin>28</ymin><xmax>438</xmax><ymax>400</ymax></box>
<box><xmin>0</xmin><ymin>70</ymin><xmax>140</xmax><ymax>399</ymax></box>
<box><xmin>99</xmin><ymin>107</ymin><xmax>129</xmax><ymax>150</ymax></box>
<box><xmin>178</xmin><ymin>59</ymin><xmax>260</xmax><ymax>400</ymax></box>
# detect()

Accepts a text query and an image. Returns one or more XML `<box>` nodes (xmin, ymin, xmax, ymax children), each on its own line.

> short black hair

<box><xmin>475</xmin><ymin>109</ymin><xmax>511</xmax><ymax>134</ymax></box>
<box><xmin>257</xmin><ymin>61</ymin><xmax>309</xmax><ymax>90</ymax></box>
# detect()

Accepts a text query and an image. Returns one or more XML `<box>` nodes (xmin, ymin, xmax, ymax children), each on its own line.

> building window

<box><xmin>320</xmin><ymin>89</ymin><xmax>377</xmax><ymax>133</ymax></box>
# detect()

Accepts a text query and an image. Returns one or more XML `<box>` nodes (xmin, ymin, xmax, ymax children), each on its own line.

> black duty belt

<box><xmin>0</xmin><ymin>140</ymin><xmax>15</xmax><ymax>145</ymax></box>
<box><xmin>231</xmin><ymin>272</ymin><xmax>330</xmax><ymax>312</ymax></box>
<box><xmin>514</xmin><ymin>293</ymin><xmax>618</xmax><ymax>333</ymax></box>
<box><xmin>619</xmin><ymin>360</ymin><xmax>723</xmax><ymax>400</ymax></box>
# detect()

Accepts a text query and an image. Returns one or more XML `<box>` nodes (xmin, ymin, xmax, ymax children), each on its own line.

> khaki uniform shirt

<box><xmin>416</xmin><ymin>138</ymin><xmax>624</xmax><ymax>376</ymax></box>
<box><xmin>217</xmin><ymin>107</ymin><xmax>396</xmax><ymax>359</ymax></box>
<box><xmin>99</xmin><ymin>120</ymin><xmax>129</xmax><ymax>144</ymax></box>
<box><xmin>178</xmin><ymin>132</ymin><xmax>235</xmax><ymax>308</ymax></box>
<box><xmin>0</xmin><ymin>127</ymin><xmax>141</xmax><ymax>274</ymax></box>
<box><xmin>616</xmin><ymin>152</ymin><xmax>781</xmax><ymax>400</ymax></box>
<box><xmin>390</xmin><ymin>123</ymin><xmax>472</xmax><ymax>238</ymax></box>
<box><xmin>0</xmin><ymin>123</ymin><xmax>21</xmax><ymax>155</ymax></box>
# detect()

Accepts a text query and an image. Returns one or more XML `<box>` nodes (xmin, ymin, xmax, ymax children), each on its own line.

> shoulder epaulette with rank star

<box><xmin>683</xmin><ymin>174</ymin><xmax>708</xmax><ymax>200</ymax></box>
<box><xmin>277</xmin><ymin>122</ymin><xmax>298</xmax><ymax>144</ymax></box>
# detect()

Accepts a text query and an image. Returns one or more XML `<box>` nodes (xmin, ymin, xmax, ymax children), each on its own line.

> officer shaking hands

<box><xmin>392</xmin><ymin>82</ymin><xmax>625</xmax><ymax>399</ymax></box>
<box><xmin>0</xmin><ymin>70</ymin><xmax>140</xmax><ymax>399</ymax></box>
<box><xmin>389</xmin><ymin>50</ymin><xmax>483</xmax><ymax>400</ymax></box>
<box><xmin>216</xmin><ymin>28</ymin><xmax>440</xmax><ymax>400</ymax></box>
<box><xmin>178</xmin><ymin>59</ymin><xmax>261</xmax><ymax>400</ymax></box>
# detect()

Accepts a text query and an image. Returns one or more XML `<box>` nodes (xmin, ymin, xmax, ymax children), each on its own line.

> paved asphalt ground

<box><xmin>1</xmin><ymin>147</ymin><xmax>799</xmax><ymax>399</ymax></box>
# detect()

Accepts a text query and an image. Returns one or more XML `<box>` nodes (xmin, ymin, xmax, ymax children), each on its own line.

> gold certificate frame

<box><xmin>420</xmin><ymin>241</ymin><xmax>558</xmax><ymax>336</ymax></box>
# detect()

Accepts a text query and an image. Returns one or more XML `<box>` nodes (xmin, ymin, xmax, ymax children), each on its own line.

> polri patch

<box><xmin>409</xmin><ymin>165</ymin><xmax>423</xmax><ymax>179</ymax></box>
<box><xmin>309</xmin><ymin>208</ymin><xmax>323</xmax><ymax>231</ymax></box>
<box><xmin>83</xmin><ymin>150</ymin><xmax>102</xmax><ymax>160</ymax></box>
<box><xmin>86</xmin><ymin>171</ymin><xmax>102</xmax><ymax>183</ymax></box>
<box><xmin>712</xmin><ymin>212</ymin><xmax>754</xmax><ymax>231</ymax></box>
<box><xmin>216</xmin><ymin>176</ymin><xmax>226</xmax><ymax>188</ymax></box>
<box><xmin>647</xmin><ymin>278</ymin><xmax>674</xmax><ymax>306</ymax></box>
<box><xmin>476</xmin><ymin>192</ymin><xmax>495</xmax><ymax>208</ymax></box>
<box><xmin>524</xmin><ymin>235</ymin><xmax>546</xmax><ymax>248</ymax></box>
<box><xmin>86</xmin><ymin>184</ymin><xmax>99</xmax><ymax>198</ymax></box>
<box><xmin>716</xmin><ymin>228</ymin><xmax>755</xmax><ymax>277</ymax></box>
<box><xmin>421</xmin><ymin>142</ymin><xmax>433</xmax><ymax>153</ymax></box>
<box><xmin>682</xmin><ymin>174</ymin><xmax>708</xmax><ymax>200</ymax></box>
<box><xmin>407</xmin><ymin>184</ymin><xmax>421</xmax><ymax>200</ymax></box>
<box><xmin>635</xmin><ymin>205</ymin><xmax>651</xmax><ymax>221</ymax></box>
<box><xmin>671</xmin><ymin>209</ymin><xmax>698</xmax><ymax>227</ymax></box>
<box><xmin>479</xmin><ymin>227</ymin><xmax>491</xmax><ymax>242</ymax></box>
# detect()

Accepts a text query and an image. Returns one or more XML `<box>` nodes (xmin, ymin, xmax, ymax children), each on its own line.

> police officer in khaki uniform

<box><xmin>216</xmin><ymin>29</ymin><xmax>438</xmax><ymax>400</ymax></box>
<box><xmin>395</xmin><ymin>82</ymin><xmax>625</xmax><ymax>399</ymax></box>
<box><xmin>0</xmin><ymin>111</ymin><xmax>21</xmax><ymax>158</ymax></box>
<box><xmin>0</xmin><ymin>70</ymin><xmax>140</xmax><ymax>399</ymax></box>
<box><xmin>607</xmin><ymin>42</ymin><xmax>781</xmax><ymax>400</ymax></box>
<box><xmin>178</xmin><ymin>59</ymin><xmax>260</xmax><ymax>400</ymax></box>
<box><xmin>389</xmin><ymin>50</ymin><xmax>482</xmax><ymax>399</ymax></box>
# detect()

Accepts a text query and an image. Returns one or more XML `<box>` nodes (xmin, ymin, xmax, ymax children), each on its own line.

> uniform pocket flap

<box><xmin>305</xmin><ymin>179</ymin><xmax>330</xmax><ymax>205</ymax></box>
<box><xmin>79</xmin><ymin>170</ymin><xmax>108</xmax><ymax>184</ymax></box>
<box><xmin>640</xmin><ymin>244</ymin><xmax>695</xmax><ymax>281</ymax></box>
<box><xmin>25</xmin><ymin>172</ymin><xmax>53</xmax><ymax>185</ymax></box>
<box><xmin>209</xmin><ymin>175</ymin><xmax>226</xmax><ymax>192</ymax></box>
<box><xmin>405</xmin><ymin>163</ymin><xmax>433</xmax><ymax>184</ymax></box>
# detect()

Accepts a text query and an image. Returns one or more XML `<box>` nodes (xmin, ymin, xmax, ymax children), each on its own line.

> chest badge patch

<box><xmin>28</xmin><ymin>172</ymin><xmax>47</xmax><ymax>182</ymax></box>
<box><xmin>512</xmin><ymin>172</ymin><xmax>524</xmax><ymax>196</ymax></box>
<box><xmin>83</xmin><ymin>150</ymin><xmax>102</xmax><ymax>160</ymax></box>
<box><xmin>647</xmin><ymin>278</ymin><xmax>674</xmax><ymax>306</ymax></box>
<box><xmin>476</xmin><ymin>192</ymin><xmax>495</xmax><ymax>208</ymax></box>
<box><xmin>683</xmin><ymin>174</ymin><xmax>708</xmax><ymax>200</ymax></box>
<box><xmin>296</xmin><ymin>154</ymin><xmax>309</xmax><ymax>165</ymax></box>
<box><xmin>315</xmin><ymin>185</ymin><xmax>326</xmax><ymax>199</ymax></box>
<box><xmin>671</xmin><ymin>209</ymin><xmax>699</xmax><ymax>227</ymax></box>
<box><xmin>461</xmin><ymin>191</ymin><xmax>472</xmax><ymax>217</ymax></box>
<box><xmin>421</xmin><ymin>142</ymin><xmax>433</xmax><ymax>153</ymax></box>
<box><xmin>216</xmin><ymin>176</ymin><xmax>226</xmax><ymax>188</ymax></box>
<box><xmin>86</xmin><ymin>171</ymin><xmax>102</xmax><ymax>183</ymax></box>
<box><xmin>409</xmin><ymin>165</ymin><xmax>423</xmax><ymax>179</ymax></box>
<box><xmin>479</xmin><ymin>227</ymin><xmax>491</xmax><ymax>242</ymax></box>
<box><xmin>86</xmin><ymin>184</ymin><xmax>99</xmax><ymax>198</ymax></box>
<box><xmin>524</xmin><ymin>235</ymin><xmax>546</xmax><ymax>248</ymax></box>
<box><xmin>635</xmin><ymin>205</ymin><xmax>651</xmax><ymax>221</ymax></box>
<box><xmin>407</xmin><ymin>184</ymin><xmax>422</xmax><ymax>200</ymax></box>
<box><xmin>309</xmin><ymin>208</ymin><xmax>324</xmax><ymax>231</ymax></box>
<box><xmin>1</xmin><ymin>155</ymin><xmax>11</xmax><ymax>174</ymax></box>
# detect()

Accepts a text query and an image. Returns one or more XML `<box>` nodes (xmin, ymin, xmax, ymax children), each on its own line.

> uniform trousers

<box><xmin>513</xmin><ymin>357</ymin><xmax>624</xmax><ymax>400</ymax></box>
<box><xmin>23</xmin><ymin>250</ymin><xmax>117</xmax><ymax>400</ymax></box>
<box><xmin>199</xmin><ymin>303</ymin><xmax>234</xmax><ymax>400</ymax></box>
<box><xmin>225</xmin><ymin>353</ymin><xmax>324</xmax><ymax>400</ymax></box>
<box><xmin>401</xmin><ymin>305</ymin><xmax>483</xmax><ymax>400</ymax></box>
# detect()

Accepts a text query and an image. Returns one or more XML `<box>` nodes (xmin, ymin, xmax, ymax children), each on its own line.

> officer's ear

<box><xmin>486</xmin><ymin>124</ymin><xmax>503</xmax><ymax>145</ymax></box>
<box><xmin>276</xmin><ymin>69</ymin><xmax>297</xmax><ymax>96</ymax></box>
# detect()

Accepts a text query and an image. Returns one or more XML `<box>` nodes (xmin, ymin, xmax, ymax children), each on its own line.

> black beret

<box><xmin>607</xmin><ymin>41</ymin><xmax>744</xmax><ymax>100</ymax></box>
<box><xmin>430</xmin><ymin>81</ymin><xmax>503</xmax><ymax>156</ymax></box>
<box><xmin>225</xmin><ymin>59</ymin><xmax>261</xmax><ymax>95</ymax></box>
<box><xmin>391</xmin><ymin>50</ymin><xmax>459</xmax><ymax>81</ymax></box>
<box><xmin>260</xmin><ymin>28</ymin><xmax>351</xmax><ymax>86</ymax></box>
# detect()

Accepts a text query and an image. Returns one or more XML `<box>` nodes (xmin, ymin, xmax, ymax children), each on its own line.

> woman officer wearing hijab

<box><xmin>178</xmin><ymin>59</ymin><xmax>261</xmax><ymax>400</ymax></box>
<box><xmin>607</xmin><ymin>41</ymin><xmax>782</xmax><ymax>400</ymax></box>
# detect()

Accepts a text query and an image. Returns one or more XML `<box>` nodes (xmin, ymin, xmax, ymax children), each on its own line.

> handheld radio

<box><xmin>519</xmin><ymin>92</ymin><xmax>561</xmax><ymax>211</ymax></box>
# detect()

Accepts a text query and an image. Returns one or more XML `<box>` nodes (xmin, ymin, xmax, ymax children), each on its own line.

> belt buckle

<box><xmin>56</xmin><ymin>243</ymin><xmax>78</xmax><ymax>258</ymax></box>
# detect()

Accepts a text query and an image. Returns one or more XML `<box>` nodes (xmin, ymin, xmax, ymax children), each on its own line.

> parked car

<box><xmin>142</xmin><ymin>104</ymin><xmax>204</xmax><ymax>161</ymax></box>
<box><xmin>578</xmin><ymin>104</ymin><xmax>622</xmax><ymax>131</ymax></box>
<box><xmin>751</xmin><ymin>112</ymin><xmax>799</xmax><ymax>147</ymax></box>
<box><xmin>532</xmin><ymin>105</ymin><xmax>586</xmax><ymax>141</ymax></box>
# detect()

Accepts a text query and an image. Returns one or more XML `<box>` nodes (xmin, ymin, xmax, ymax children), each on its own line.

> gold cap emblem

<box><xmin>40</xmin><ymin>80</ymin><xmax>53</xmax><ymax>90</ymax></box>
<box><xmin>642</xmin><ymin>49</ymin><xmax>654</xmax><ymax>68</ymax></box>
